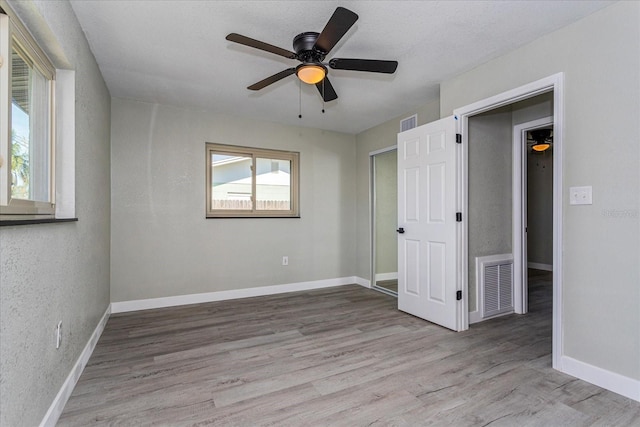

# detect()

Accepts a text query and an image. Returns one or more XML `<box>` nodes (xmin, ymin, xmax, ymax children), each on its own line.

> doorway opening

<box><xmin>466</xmin><ymin>94</ymin><xmax>554</xmax><ymax>324</ymax></box>
<box><xmin>370</xmin><ymin>147</ymin><xmax>398</xmax><ymax>297</ymax></box>
<box><xmin>454</xmin><ymin>72</ymin><xmax>563</xmax><ymax>369</ymax></box>
<box><xmin>517</xmin><ymin>119</ymin><xmax>554</xmax><ymax>314</ymax></box>
<box><xmin>524</xmin><ymin>124</ymin><xmax>554</xmax><ymax>314</ymax></box>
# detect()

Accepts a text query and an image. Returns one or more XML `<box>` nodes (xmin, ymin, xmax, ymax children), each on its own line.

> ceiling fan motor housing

<box><xmin>293</xmin><ymin>32</ymin><xmax>326</xmax><ymax>63</ymax></box>
<box><xmin>531</xmin><ymin>129</ymin><xmax>553</xmax><ymax>144</ymax></box>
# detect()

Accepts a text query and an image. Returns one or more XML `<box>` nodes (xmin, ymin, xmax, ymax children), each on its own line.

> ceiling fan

<box><xmin>226</xmin><ymin>6</ymin><xmax>398</xmax><ymax>102</ymax></box>
<box><xmin>528</xmin><ymin>129</ymin><xmax>553</xmax><ymax>152</ymax></box>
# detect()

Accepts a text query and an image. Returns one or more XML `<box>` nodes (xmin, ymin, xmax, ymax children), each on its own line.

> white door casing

<box><xmin>397</xmin><ymin>116</ymin><xmax>459</xmax><ymax>331</ymax></box>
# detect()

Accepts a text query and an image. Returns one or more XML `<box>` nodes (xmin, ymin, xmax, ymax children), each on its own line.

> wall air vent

<box><xmin>400</xmin><ymin>114</ymin><xmax>417</xmax><ymax>132</ymax></box>
<box><xmin>477</xmin><ymin>254</ymin><xmax>514</xmax><ymax>319</ymax></box>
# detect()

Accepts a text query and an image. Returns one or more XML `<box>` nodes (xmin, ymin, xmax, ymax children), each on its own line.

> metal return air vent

<box><xmin>477</xmin><ymin>254</ymin><xmax>514</xmax><ymax>319</ymax></box>
<box><xmin>400</xmin><ymin>114</ymin><xmax>417</xmax><ymax>132</ymax></box>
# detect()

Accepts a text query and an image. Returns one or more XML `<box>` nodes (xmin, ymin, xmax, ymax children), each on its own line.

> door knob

<box><xmin>396</xmin><ymin>227</ymin><xmax>405</xmax><ymax>234</ymax></box>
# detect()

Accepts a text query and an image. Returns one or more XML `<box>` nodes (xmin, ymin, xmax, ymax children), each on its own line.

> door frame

<box><xmin>369</xmin><ymin>145</ymin><xmax>398</xmax><ymax>296</ymax></box>
<box><xmin>453</xmin><ymin>72</ymin><xmax>564</xmax><ymax>370</ymax></box>
<box><xmin>513</xmin><ymin>117</ymin><xmax>553</xmax><ymax>315</ymax></box>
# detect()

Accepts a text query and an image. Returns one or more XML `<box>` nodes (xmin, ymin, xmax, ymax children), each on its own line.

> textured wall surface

<box><xmin>0</xmin><ymin>1</ymin><xmax>111</xmax><ymax>426</ymax></box>
<box><xmin>110</xmin><ymin>98</ymin><xmax>356</xmax><ymax>302</ymax></box>
<box><xmin>355</xmin><ymin>100</ymin><xmax>440</xmax><ymax>281</ymax></box>
<box><xmin>467</xmin><ymin>107</ymin><xmax>513</xmax><ymax>312</ymax></box>
<box><xmin>441</xmin><ymin>1</ymin><xmax>639</xmax><ymax>380</ymax></box>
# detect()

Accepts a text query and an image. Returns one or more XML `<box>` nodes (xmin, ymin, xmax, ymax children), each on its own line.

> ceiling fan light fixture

<box><xmin>296</xmin><ymin>64</ymin><xmax>326</xmax><ymax>85</ymax></box>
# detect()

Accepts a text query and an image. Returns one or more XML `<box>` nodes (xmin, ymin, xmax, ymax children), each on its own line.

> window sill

<box><xmin>0</xmin><ymin>217</ymin><xmax>78</xmax><ymax>227</ymax></box>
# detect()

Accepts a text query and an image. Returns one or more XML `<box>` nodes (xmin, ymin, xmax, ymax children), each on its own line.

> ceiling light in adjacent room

<box><xmin>532</xmin><ymin>142</ymin><xmax>551</xmax><ymax>152</ymax></box>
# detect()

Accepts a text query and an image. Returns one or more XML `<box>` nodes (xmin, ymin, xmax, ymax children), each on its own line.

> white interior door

<box><xmin>397</xmin><ymin>116</ymin><xmax>459</xmax><ymax>331</ymax></box>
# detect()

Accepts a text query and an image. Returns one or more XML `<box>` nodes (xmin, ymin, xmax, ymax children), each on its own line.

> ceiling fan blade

<box><xmin>248</xmin><ymin>68</ymin><xmax>297</xmax><ymax>90</ymax></box>
<box><xmin>313</xmin><ymin>7</ymin><xmax>358</xmax><ymax>54</ymax></box>
<box><xmin>329</xmin><ymin>58</ymin><xmax>398</xmax><ymax>74</ymax></box>
<box><xmin>315</xmin><ymin>77</ymin><xmax>338</xmax><ymax>102</ymax></box>
<box><xmin>226</xmin><ymin>33</ymin><xmax>297</xmax><ymax>59</ymax></box>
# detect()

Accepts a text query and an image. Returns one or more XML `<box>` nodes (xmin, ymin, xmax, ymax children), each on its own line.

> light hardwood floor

<box><xmin>58</xmin><ymin>272</ymin><xmax>640</xmax><ymax>426</ymax></box>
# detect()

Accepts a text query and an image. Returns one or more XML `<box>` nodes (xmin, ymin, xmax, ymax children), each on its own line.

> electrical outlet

<box><xmin>282</xmin><ymin>256</ymin><xmax>289</xmax><ymax>266</ymax></box>
<box><xmin>56</xmin><ymin>321</ymin><xmax>62</xmax><ymax>349</ymax></box>
<box><xmin>569</xmin><ymin>186</ymin><xmax>592</xmax><ymax>205</ymax></box>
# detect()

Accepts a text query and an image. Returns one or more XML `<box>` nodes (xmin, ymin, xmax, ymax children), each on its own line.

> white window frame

<box><xmin>0</xmin><ymin>9</ymin><xmax>56</xmax><ymax>220</ymax></box>
<box><xmin>206</xmin><ymin>143</ymin><xmax>300</xmax><ymax>218</ymax></box>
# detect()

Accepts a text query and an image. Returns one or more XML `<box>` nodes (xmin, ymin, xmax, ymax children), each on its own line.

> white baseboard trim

<box><xmin>561</xmin><ymin>356</ymin><xmax>640</xmax><ymax>402</ymax></box>
<box><xmin>354</xmin><ymin>276</ymin><xmax>371</xmax><ymax>288</ymax></box>
<box><xmin>469</xmin><ymin>309</ymin><xmax>517</xmax><ymax>324</ymax></box>
<box><xmin>528</xmin><ymin>262</ymin><xmax>553</xmax><ymax>271</ymax></box>
<box><xmin>40</xmin><ymin>305</ymin><xmax>111</xmax><ymax>427</ymax></box>
<box><xmin>111</xmin><ymin>277</ymin><xmax>362</xmax><ymax>314</ymax></box>
<box><xmin>469</xmin><ymin>310</ymin><xmax>483</xmax><ymax>324</ymax></box>
<box><xmin>375</xmin><ymin>272</ymin><xmax>398</xmax><ymax>281</ymax></box>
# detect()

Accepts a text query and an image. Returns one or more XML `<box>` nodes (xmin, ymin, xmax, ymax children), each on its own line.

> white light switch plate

<box><xmin>569</xmin><ymin>186</ymin><xmax>592</xmax><ymax>205</ymax></box>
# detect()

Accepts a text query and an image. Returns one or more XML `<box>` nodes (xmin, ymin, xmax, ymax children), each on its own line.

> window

<box><xmin>0</xmin><ymin>10</ymin><xmax>56</xmax><ymax>219</ymax></box>
<box><xmin>206</xmin><ymin>143</ymin><xmax>299</xmax><ymax>218</ymax></box>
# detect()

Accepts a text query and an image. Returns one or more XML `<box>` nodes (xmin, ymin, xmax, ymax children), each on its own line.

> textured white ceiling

<box><xmin>69</xmin><ymin>0</ymin><xmax>611</xmax><ymax>134</ymax></box>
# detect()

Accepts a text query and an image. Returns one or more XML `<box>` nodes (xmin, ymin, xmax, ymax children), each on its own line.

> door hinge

<box><xmin>456</xmin><ymin>212</ymin><xmax>462</xmax><ymax>222</ymax></box>
<box><xmin>456</xmin><ymin>133</ymin><xmax>462</xmax><ymax>144</ymax></box>
<box><xmin>456</xmin><ymin>290</ymin><xmax>462</xmax><ymax>300</ymax></box>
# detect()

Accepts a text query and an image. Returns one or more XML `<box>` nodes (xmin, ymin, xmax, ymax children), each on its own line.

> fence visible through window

<box><xmin>211</xmin><ymin>200</ymin><xmax>290</xmax><ymax>210</ymax></box>
<box><xmin>206</xmin><ymin>143</ymin><xmax>299</xmax><ymax>218</ymax></box>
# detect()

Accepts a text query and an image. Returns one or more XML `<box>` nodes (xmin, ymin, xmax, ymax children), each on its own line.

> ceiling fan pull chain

<box><xmin>298</xmin><ymin>79</ymin><xmax>302</xmax><ymax>119</ymax></box>
<box><xmin>322</xmin><ymin>80</ymin><xmax>325</xmax><ymax>113</ymax></box>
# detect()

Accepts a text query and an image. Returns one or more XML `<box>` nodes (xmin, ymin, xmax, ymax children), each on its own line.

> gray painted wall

<box><xmin>467</xmin><ymin>106</ymin><xmax>513</xmax><ymax>312</ymax></box>
<box><xmin>355</xmin><ymin>100</ymin><xmax>441</xmax><ymax>281</ymax></box>
<box><xmin>441</xmin><ymin>1</ymin><xmax>640</xmax><ymax>380</ymax></box>
<box><xmin>374</xmin><ymin>150</ymin><xmax>397</xmax><ymax>277</ymax></box>
<box><xmin>110</xmin><ymin>98</ymin><xmax>356</xmax><ymax>302</ymax></box>
<box><xmin>511</xmin><ymin>93</ymin><xmax>553</xmax><ymax>128</ymax></box>
<box><xmin>0</xmin><ymin>1</ymin><xmax>111</xmax><ymax>426</ymax></box>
